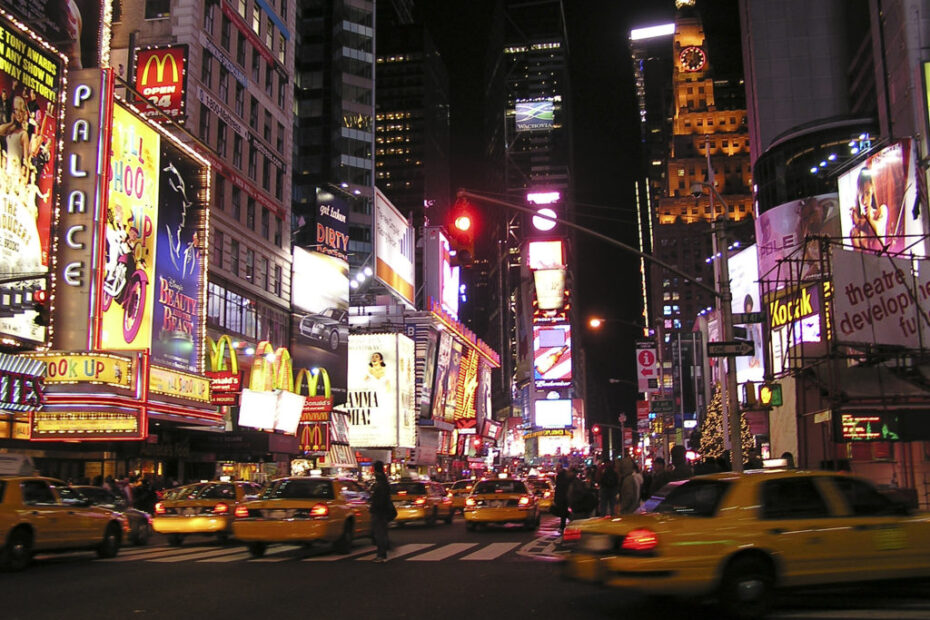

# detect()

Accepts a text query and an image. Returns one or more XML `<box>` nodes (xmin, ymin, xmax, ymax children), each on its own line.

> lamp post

<box><xmin>693</xmin><ymin>181</ymin><xmax>743</xmax><ymax>472</ymax></box>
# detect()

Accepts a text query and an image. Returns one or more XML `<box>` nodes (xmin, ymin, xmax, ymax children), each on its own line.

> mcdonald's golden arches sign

<box><xmin>134</xmin><ymin>45</ymin><xmax>188</xmax><ymax>122</ymax></box>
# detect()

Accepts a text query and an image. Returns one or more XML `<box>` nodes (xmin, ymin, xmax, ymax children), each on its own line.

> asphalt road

<box><xmin>3</xmin><ymin>515</ymin><xmax>930</xmax><ymax>620</ymax></box>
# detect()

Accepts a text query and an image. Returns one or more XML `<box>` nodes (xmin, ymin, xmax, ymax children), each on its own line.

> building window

<box><xmin>265</xmin><ymin>65</ymin><xmax>273</xmax><ymax>96</ymax></box>
<box><xmin>274</xmin><ymin>265</ymin><xmax>282</xmax><ymax>296</ymax></box>
<box><xmin>256</xmin><ymin>255</ymin><xmax>267</xmax><ymax>289</ymax></box>
<box><xmin>236</xmin><ymin>35</ymin><xmax>246</xmax><ymax>66</ymax></box>
<box><xmin>237</xmin><ymin>0</ymin><xmax>247</xmax><ymax>18</ymax></box>
<box><xmin>221</xmin><ymin>16</ymin><xmax>231</xmax><ymax>50</ymax></box>
<box><xmin>203</xmin><ymin>0</ymin><xmax>216</xmax><ymax>32</ymax></box>
<box><xmin>145</xmin><ymin>0</ymin><xmax>170</xmax><ymax>19</ymax></box>
<box><xmin>261</xmin><ymin>159</ymin><xmax>270</xmax><ymax>190</ymax></box>
<box><xmin>215</xmin><ymin>175</ymin><xmax>225</xmax><ymax>210</ymax></box>
<box><xmin>277</xmin><ymin>77</ymin><xmax>286</xmax><ymax>108</ymax></box>
<box><xmin>265</xmin><ymin>17</ymin><xmax>273</xmax><ymax>48</ymax></box>
<box><xmin>248</xmin><ymin>149</ymin><xmax>257</xmax><ymax>180</ymax></box>
<box><xmin>216</xmin><ymin>120</ymin><xmax>227</xmax><ymax>157</ymax></box>
<box><xmin>251</xmin><ymin>49</ymin><xmax>261</xmax><ymax>82</ymax></box>
<box><xmin>233</xmin><ymin>135</ymin><xmax>243</xmax><ymax>168</ymax></box>
<box><xmin>261</xmin><ymin>207</ymin><xmax>270</xmax><ymax>239</ymax></box>
<box><xmin>198</xmin><ymin>102</ymin><xmax>211</xmax><ymax>138</ymax></box>
<box><xmin>263</xmin><ymin>111</ymin><xmax>271</xmax><ymax>142</ymax></box>
<box><xmin>219</xmin><ymin>67</ymin><xmax>229</xmax><ymax>103</ymax></box>
<box><xmin>232</xmin><ymin>186</ymin><xmax>242</xmax><ymax>221</ymax></box>
<box><xmin>275</xmin><ymin>169</ymin><xmax>283</xmax><ymax>201</ymax></box>
<box><xmin>278</xmin><ymin>33</ymin><xmax>285</xmax><ymax>65</ymax></box>
<box><xmin>234</xmin><ymin>82</ymin><xmax>244</xmax><ymax>117</ymax></box>
<box><xmin>247</xmin><ymin>198</ymin><xmax>255</xmax><ymax>229</ymax></box>
<box><xmin>252</xmin><ymin>6</ymin><xmax>261</xmax><ymax>34</ymax></box>
<box><xmin>230</xmin><ymin>239</ymin><xmax>240</xmax><ymax>275</ymax></box>
<box><xmin>201</xmin><ymin>50</ymin><xmax>213</xmax><ymax>87</ymax></box>
<box><xmin>249</xmin><ymin>96</ymin><xmax>258</xmax><ymax>129</ymax></box>
<box><xmin>214</xmin><ymin>229</ymin><xmax>224</xmax><ymax>268</ymax></box>
<box><xmin>245</xmin><ymin>248</ymin><xmax>254</xmax><ymax>280</ymax></box>
<box><xmin>276</xmin><ymin>122</ymin><xmax>284</xmax><ymax>152</ymax></box>
<box><xmin>274</xmin><ymin>216</ymin><xmax>282</xmax><ymax>247</ymax></box>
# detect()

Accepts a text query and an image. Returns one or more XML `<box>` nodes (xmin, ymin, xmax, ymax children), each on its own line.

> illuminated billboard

<box><xmin>534</xmin><ymin>268</ymin><xmax>566</xmax><ymax>310</ymax></box>
<box><xmin>347</xmin><ymin>333</ymin><xmax>416</xmax><ymax>448</ymax></box>
<box><xmin>0</xmin><ymin>12</ymin><xmax>63</xmax><ymax>344</ymax></box>
<box><xmin>767</xmin><ymin>281</ymin><xmax>828</xmax><ymax>375</ymax></box>
<box><xmin>453</xmin><ymin>347</ymin><xmax>479</xmax><ymax>423</ymax></box>
<box><xmin>134</xmin><ymin>45</ymin><xmax>188</xmax><ymax>122</ymax></box>
<box><xmin>533</xmin><ymin>323</ymin><xmax>572</xmax><ymax>388</ymax></box>
<box><xmin>99</xmin><ymin>102</ymin><xmax>208</xmax><ymax>370</ymax></box>
<box><xmin>728</xmin><ymin>245</ymin><xmax>764</xmax><ymax>384</ymax></box>
<box><xmin>423</xmin><ymin>227</ymin><xmax>459</xmax><ymax>319</ymax></box>
<box><xmin>314</xmin><ymin>188</ymin><xmax>350</xmax><ymax>262</ymax></box>
<box><xmin>527</xmin><ymin>240</ymin><xmax>564</xmax><ymax>270</ymax></box>
<box><xmin>535</xmin><ymin>399</ymin><xmax>572</xmax><ymax>428</ymax></box>
<box><xmin>838</xmin><ymin>139</ymin><xmax>926</xmax><ymax>257</ymax></box>
<box><xmin>374</xmin><ymin>188</ymin><xmax>414</xmax><ymax>308</ymax></box>
<box><xmin>515</xmin><ymin>99</ymin><xmax>554</xmax><ymax>132</ymax></box>
<box><xmin>430</xmin><ymin>331</ymin><xmax>452</xmax><ymax>421</ymax></box>
<box><xmin>755</xmin><ymin>193</ymin><xmax>840</xmax><ymax>285</ymax></box>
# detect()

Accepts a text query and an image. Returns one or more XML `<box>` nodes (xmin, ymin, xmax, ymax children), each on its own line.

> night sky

<box><xmin>420</xmin><ymin>0</ymin><xmax>741</xmax><ymax>426</ymax></box>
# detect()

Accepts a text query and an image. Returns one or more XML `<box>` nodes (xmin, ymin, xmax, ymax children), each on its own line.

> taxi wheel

<box><xmin>334</xmin><ymin>520</ymin><xmax>354</xmax><ymax>554</ymax></box>
<box><xmin>168</xmin><ymin>534</ymin><xmax>184</xmax><ymax>547</ymax></box>
<box><xmin>248</xmin><ymin>542</ymin><xmax>267</xmax><ymax>558</ymax></box>
<box><xmin>97</xmin><ymin>523</ymin><xmax>122</xmax><ymax>559</ymax></box>
<box><xmin>426</xmin><ymin>508</ymin><xmax>438</xmax><ymax>527</ymax></box>
<box><xmin>1</xmin><ymin>528</ymin><xmax>33</xmax><ymax>571</ymax></box>
<box><xmin>720</xmin><ymin>556</ymin><xmax>774</xmax><ymax>619</ymax></box>
<box><xmin>444</xmin><ymin>510</ymin><xmax>454</xmax><ymax>525</ymax></box>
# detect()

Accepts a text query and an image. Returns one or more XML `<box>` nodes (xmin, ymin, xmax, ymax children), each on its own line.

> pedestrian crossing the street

<box><xmin>90</xmin><ymin>539</ymin><xmax>541</xmax><ymax>565</ymax></box>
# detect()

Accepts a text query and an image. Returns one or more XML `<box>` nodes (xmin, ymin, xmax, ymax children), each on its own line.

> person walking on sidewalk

<box><xmin>369</xmin><ymin>460</ymin><xmax>396</xmax><ymax>562</ymax></box>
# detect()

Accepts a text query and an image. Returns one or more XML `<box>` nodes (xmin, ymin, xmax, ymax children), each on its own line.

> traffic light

<box><xmin>32</xmin><ymin>290</ymin><xmax>49</xmax><ymax>326</ymax></box>
<box><xmin>758</xmin><ymin>382</ymin><xmax>783</xmax><ymax>407</ymax></box>
<box><xmin>447</xmin><ymin>198</ymin><xmax>477</xmax><ymax>265</ymax></box>
<box><xmin>592</xmin><ymin>425</ymin><xmax>600</xmax><ymax>435</ymax></box>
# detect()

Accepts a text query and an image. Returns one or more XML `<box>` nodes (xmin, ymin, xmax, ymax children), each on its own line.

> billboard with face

<box><xmin>99</xmin><ymin>103</ymin><xmax>160</xmax><ymax>350</ymax></box>
<box><xmin>728</xmin><ymin>245</ymin><xmax>764</xmax><ymax>384</ymax></box>
<box><xmin>0</xmin><ymin>12</ymin><xmax>63</xmax><ymax>343</ymax></box>
<box><xmin>755</xmin><ymin>193</ymin><xmax>840</xmax><ymax>285</ymax></box>
<box><xmin>838</xmin><ymin>139</ymin><xmax>926</xmax><ymax>257</ymax></box>
<box><xmin>151</xmin><ymin>137</ymin><xmax>206</xmax><ymax>371</ymax></box>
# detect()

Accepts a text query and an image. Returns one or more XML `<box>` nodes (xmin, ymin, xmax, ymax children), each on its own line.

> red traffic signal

<box><xmin>472</xmin><ymin>438</ymin><xmax>482</xmax><ymax>447</ymax></box>
<box><xmin>454</xmin><ymin>214</ymin><xmax>472</xmax><ymax>233</ymax></box>
<box><xmin>592</xmin><ymin>425</ymin><xmax>601</xmax><ymax>435</ymax></box>
<box><xmin>447</xmin><ymin>199</ymin><xmax>477</xmax><ymax>265</ymax></box>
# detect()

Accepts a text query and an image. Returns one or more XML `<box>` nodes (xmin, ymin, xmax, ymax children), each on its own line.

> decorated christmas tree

<box><xmin>699</xmin><ymin>382</ymin><xmax>754</xmax><ymax>462</ymax></box>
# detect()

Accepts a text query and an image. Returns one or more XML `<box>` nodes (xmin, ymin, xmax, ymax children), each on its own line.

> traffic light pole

<box><xmin>458</xmin><ymin>189</ymin><xmax>742</xmax><ymax>471</ymax></box>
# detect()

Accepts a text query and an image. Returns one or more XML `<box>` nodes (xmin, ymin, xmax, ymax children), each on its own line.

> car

<box><xmin>71</xmin><ymin>485</ymin><xmax>152</xmax><ymax>546</ymax></box>
<box><xmin>463</xmin><ymin>478</ymin><xmax>540</xmax><ymax>531</ymax></box>
<box><xmin>152</xmin><ymin>480</ymin><xmax>261</xmax><ymax>546</ymax></box>
<box><xmin>525</xmin><ymin>478</ymin><xmax>555</xmax><ymax>512</ymax></box>
<box><xmin>233</xmin><ymin>477</ymin><xmax>372</xmax><ymax>557</ymax></box>
<box><xmin>562</xmin><ymin>469</ymin><xmax>930</xmax><ymax>618</ymax></box>
<box><xmin>298</xmin><ymin>308</ymin><xmax>348</xmax><ymax>351</ymax></box>
<box><xmin>446</xmin><ymin>479</ymin><xmax>476</xmax><ymax>514</ymax></box>
<box><xmin>390</xmin><ymin>481</ymin><xmax>454</xmax><ymax>526</ymax></box>
<box><xmin>0</xmin><ymin>476</ymin><xmax>128</xmax><ymax>570</ymax></box>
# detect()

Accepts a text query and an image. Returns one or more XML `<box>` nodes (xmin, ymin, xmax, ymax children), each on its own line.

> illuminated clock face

<box><xmin>679</xmin><ymin>46</ymin><xmax>707</xmax><ymax>72</ymax></box>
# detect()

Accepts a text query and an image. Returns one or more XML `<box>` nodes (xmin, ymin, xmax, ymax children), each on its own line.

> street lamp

<box><xmin>588</xmin><ymin>316</ymin><xmax>649</xmax><ymax>336</ymax></box>
<box><xmin>691</xmin><ymin>181</ymin><xmax>743</xmax><ymax>472</ymax></box>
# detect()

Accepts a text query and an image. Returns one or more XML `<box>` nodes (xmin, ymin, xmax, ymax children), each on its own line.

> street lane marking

<box><xmin>356</xmin><ymin>543</ymin><xmax>433</xmax><ymax>561</ymax></box>
<box><xmin>407</xmin><ymin>543</ymin><xmax>478</xmax><ymax>561</ymax></box>
<box><xmin>149</xmin><ymin>547</ymin><xmax>255</xmax><ymax>562</ymax></box>
<box><xmin>103</xmin><ymin>546</ymin><xmax>214</xmax><ymax>562</ymax></box>
<box><xmin>200</xmin><ymin>545</ymin><xmax>295</xmax><ymax>563</ymax></box>
<box><xmin>460</xmin><ymin>542</ymin><xmax>520</xmax><ymax>561</ymax></box>
<box><xmin>247</xmin><ymin>545</ymin><xmax>302</xmax><ymax>561</ymax></box>
<box><xmin>302</xmin><ymin>545</ymin><xmax>376</xmax><ymax>561</ymax></box>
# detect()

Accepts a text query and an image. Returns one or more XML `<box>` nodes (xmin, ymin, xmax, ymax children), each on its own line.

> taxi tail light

<box><xmin>234</xmin><ymin>505</ymin><xmax>250</xmax><ymax>518</ymax></box>
<box><xmin>414</xmin><ymin>497</ymin><xmax>427</xmax><ymax>506</ymax></box>
<box><xmin>562</xmin><ymin>528</ymin><xmax>582</xmax><ymax>542</ymax></box>
<box><xmin>213</xmin><ymin>503</ymin><xmax>230</xmax><ymax>515</ymax></box>
<box><xmin>622</xmin><ymin>528</ymin><xmax>658</xmax><ymax>552</ymax></box>
<box><xmin>518</xmin><ymin>495</ymin><xmax>531</xmax><ymax>506</ymax></box>
<box><xmin>465</xmin><ymin>497</ymin><xmax>476</xmax><ymax>507</ymax></box>
<box><xmin>310</xmin><ymin>503</ymin><xmax>329</xmax><ymax>517</ymax></box>
<box><xmin>154</xmin><ymin>502</ymin><xmax>166</xmax><ymax>515</ymax></box>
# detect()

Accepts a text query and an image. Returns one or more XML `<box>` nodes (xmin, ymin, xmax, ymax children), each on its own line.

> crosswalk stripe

<box><xmin>247</xmin><ymin>545</ymin><xmax>302</xmax><ymax>561</ymax></box>
<box><xmin>199</xmin><ymin>544</ymin><xmax>295</xmax><ymax>563</ymax></box>
<box><xmin>407</xmin><ymin>543</ymin><xmax>478</xmax><ymax>561</ymax></box>
<box><xmin>104</xmin><ymin>546</ymin><xmax>214</xmax><ymax>562</ymax></box>
<box><xmin>460</xmin><ymin>542</ymin><xmax>520</xmax><ymax>561</ymax></box>
<box><xmin>356</xmin><ymin>543</ymin><xmax>433</xmax><ymax>561</ymax></box>
<box><xmin>302</xmin><ymin>545</ymin><xmax>377</xmax><ymax>562</ymax></box>
<box><xmin>149</xmin><ymin>547</ymin><xmax>253</xmax><ymax>563</ymax></box>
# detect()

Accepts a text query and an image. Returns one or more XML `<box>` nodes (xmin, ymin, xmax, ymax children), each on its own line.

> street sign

<box><xmin>650</xmin><ymin>398</ymin><xmax>674</xmax><ymax>413</ymax></box>
<box><xmin>706</xmin><ymin>340</ymin><xmax>755</xmax><ymax>357</ymax></box>
<box><xmin>732</xmin><ymin>312</ymin><xmax>764</xmax><ymax>324</ymax></box>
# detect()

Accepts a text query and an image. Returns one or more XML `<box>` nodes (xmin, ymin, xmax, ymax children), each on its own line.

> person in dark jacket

<box><xmin>553</xmin><ymin>464</ymin><xmax>570</xmax><ymax>533</ymax></box>
<box><xmin>368</xmin><ymin>461</ymin><xmax>394</xmax><ymax>562</ymax></box>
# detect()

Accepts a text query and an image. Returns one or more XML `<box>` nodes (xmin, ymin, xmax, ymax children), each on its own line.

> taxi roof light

<box><xmin>622</xmin><ymin>528</ymin><xmax>658</xmax><ymax>551</ymax></box>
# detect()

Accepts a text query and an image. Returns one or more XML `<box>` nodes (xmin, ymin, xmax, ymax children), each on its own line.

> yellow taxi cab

<box><xmin>152</xmin><ymin>480</ymin><xmax>261</xmax><ymax>546</ymax></box>
<box><xmin>446</xmin><ymin>479</ymin><xmax>475</xmax><ymax>514</ymax></box>
<box><xmin>463</xmin><ymin>478</ymin><xmax>540</xmax><ymax>531</ymax></box>
<box><xmin>0</xmin><ymin>476</ymin><xmax>128</xmax><ymax>570</ymax></box>
<box><xmin>562</xmin><ymin>469</ymin><xmax>930</xmax><ymax>618</ymax></box>
<box><xmin>391</xmin><ymin>480</ymin><xmax>454</xmax><ymax>526</ymax></box>
<box><xmin>233</xmin><ymin>477</ymin><xmax>372</xmax><ymax>557</ymax></box>
<box><xmin>525</xmin><ymin>478</ymin><xmax>555</xmax><ymax>512</ymax></box>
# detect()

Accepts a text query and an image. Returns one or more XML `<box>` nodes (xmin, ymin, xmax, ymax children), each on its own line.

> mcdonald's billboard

<box><xmin>134</xmin><ymin>46</ymin><xmax>188</xmax><ymax>122</ymax></box>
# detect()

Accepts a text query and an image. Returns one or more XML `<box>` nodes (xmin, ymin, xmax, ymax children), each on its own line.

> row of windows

<box><xmin>214</xmin><ymin>177</ymin><xmax>285</xmax><ymax>248</ymax></box>
<box><xmin>213</xmin><ymin>230</ymin><xmax>284</xmax><ymax>298</ymax></box>
<box><xmin>207</xmin><ymin>282</ymin><xmax>287</xmax><ymax>344</ymax></box>
<box><xmin>204</xmin><ymin>0</ymin><xmax>287</xmax><ymax>68</ymax></box>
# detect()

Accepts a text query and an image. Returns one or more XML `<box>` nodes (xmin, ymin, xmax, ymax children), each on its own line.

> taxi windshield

<box><xmin>260</xmin><ymin>479</ymin><xmax>334</xmax><ymax>500</ymax></box>
<box><xmin>647</xmin><ymin>479</ymin><xmax>730</xmax><ymax>517</ymax></box>
<box><xmin>167</xmin><ymin>484</ymin><xmax>206</xmax><ymax>500</ymax></box>
<box><xmin>391</xmin><ymin>482</ymin><xmax>427</xmax><ymax>495</ymax></box>
<box><xmin>194</xmin><ymin>483</ymin><xmax>237</xmax><ymax>500</ymax></box>
<box><xmin>473</xmin><ymin>480</ymin><xmax>527</xmax><ymax>494</ymax></box>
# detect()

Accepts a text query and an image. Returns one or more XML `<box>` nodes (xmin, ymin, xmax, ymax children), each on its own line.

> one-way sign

<box><xmin>706</xmin><ymin>341</ymin><xmax>754</xmax><ymax>357</ymax></box>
